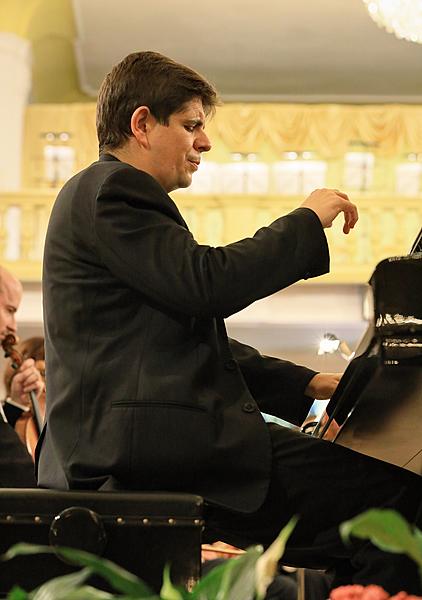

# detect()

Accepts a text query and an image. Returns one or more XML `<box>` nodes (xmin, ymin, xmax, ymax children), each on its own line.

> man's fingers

<box><xmin>12</xmin><ymin>358</ymin><xmax>44</xmax><ymax>395</ymax></box>
<box><xmin>334</xmin><ymin>190</ymin><xmax>350</xmax><ymax>201</ymax></box>
<box><xmin>23</xmin><ymin>376</ymin><xmax>44</xmax><ymax>393</ymax></box>
<box><xmin>301</xmin><ymin>188</ymin><xmax>358</xmax><ymax>231</ymax></box>
<box><xmin>343</xmin><ymin>211</ymin><xmax>352</xmax><ymax>235</ymax></box>
<box><xmin>338</xmin><ymin>197</ymin><xmax>358</xmax><ymax>234</ymax></box>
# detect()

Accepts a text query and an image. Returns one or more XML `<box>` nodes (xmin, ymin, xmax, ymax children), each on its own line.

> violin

<box><xmin>1</xmin><ymin>333</ymin><xmax>45</xmax><ymax>461</ymax></box>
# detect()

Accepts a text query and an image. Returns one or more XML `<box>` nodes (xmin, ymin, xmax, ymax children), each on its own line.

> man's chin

<box><xmin>175</xmin><ymin>177</ymin><xmax>192</xmax><ymax>191</ymax></box>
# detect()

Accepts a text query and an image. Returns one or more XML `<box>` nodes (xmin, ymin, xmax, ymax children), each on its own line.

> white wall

<box><xmin>0</xmin><ymin>33</ymin><xmax>31</xmax><ymax>191</ymax></box>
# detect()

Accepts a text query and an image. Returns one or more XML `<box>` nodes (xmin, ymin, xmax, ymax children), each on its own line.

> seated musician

<box><xmin>38</xmin><ymin>51</ymin><xmax>421</xmax><ymax>596</ymax></box>
<box><xmin>0</xmin><ymin>266</ymin><xmax>44</xmax><ymax>487</ymax></box>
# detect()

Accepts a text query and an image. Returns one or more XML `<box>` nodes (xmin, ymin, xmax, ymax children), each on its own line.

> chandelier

<box><xmin>363</xmin><ymin>0</ymin><xmax>422</xmax><ymax>44</ymax></box>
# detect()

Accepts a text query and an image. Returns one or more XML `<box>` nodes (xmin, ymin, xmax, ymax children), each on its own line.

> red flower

<box><xmin>330</xmin><ymin>585</ymin><xmax>422</xmax><ymax>600</ymax></box>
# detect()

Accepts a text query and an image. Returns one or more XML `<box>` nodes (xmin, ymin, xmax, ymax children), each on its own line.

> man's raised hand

<box><xmin>301</xmin><ymin>188</ymin><xmax>358</xmax><ymax>234</ymax></box>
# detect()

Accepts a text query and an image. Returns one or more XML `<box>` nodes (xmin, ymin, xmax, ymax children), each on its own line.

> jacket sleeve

<box><xmin>229</xmin><ymin>338</ymin><xmax>316</xmax><ymax>426</ymax></box>
<box><xmin>94</xmin><ymin>166</ymin><xmax>330</xmax><ymax>319</ymax></box>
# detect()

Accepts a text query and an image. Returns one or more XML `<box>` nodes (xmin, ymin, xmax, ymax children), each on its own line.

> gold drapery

<box><xmin>207</xmin><ymin>103</ymin><xmax>422</xmax><ymax>157</ymax></box>
<box><xmin>23</xmin><ymin>103</ymin><xmax>422</xmax><ymax>187</ymax></box>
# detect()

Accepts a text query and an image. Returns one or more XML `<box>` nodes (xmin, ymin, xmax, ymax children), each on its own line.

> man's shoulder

<box><xmin>52</xmin><ymin>159</ymin><xmax>147</xmax><ymax>209</ymax></box>
<box><xmin>52</xmin><ymin>157</ymin><xmax>180</xmax><ymax>222</ymax></box>
<box><xmin>66</xmin><ymin>157</ymin><xmax>163</xmax><ymax>197</ymax></box>
<box><xmin>65</xmin><ymin>158</ymin><xmax>133</xmax><ymax>188</ymax></box>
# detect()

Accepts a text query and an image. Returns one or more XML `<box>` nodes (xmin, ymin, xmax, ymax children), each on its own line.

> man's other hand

<box><xmin>305</xmin><ymin>372</ymin><xmax>342</xmax><ymax>400</ymax></box>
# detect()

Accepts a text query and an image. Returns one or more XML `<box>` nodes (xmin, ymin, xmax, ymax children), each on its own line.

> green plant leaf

<box><xmin>219</xmin><ymin>545</ymin><xmax>262</xmax><ymax>600</ymax></box>
<box><xmin>159</xmin><ymin>564</ymin><xmax>189</xmax><ymax>600</ymax></box>
<box><xmin>39</xmin><ymin>585</ymin><xmax>118</xmax><ymax>599</ymax></box>
<box><xmin>191</xmin><ymin>545</ymin><xmax>263</xmax><ymax>600</ymax></box>
<box><xmin>255</xmin><ymin>515</ymin><xmax>298</xmax><ymax>600</ymax></box>
<box><xmin>189</xmin><ymin>559</ymin><xmax>231</xmax><ymax>600</ymax></box>
<box><xmin>7</xmin><ymin>586</ymin><xmax>28</xmax><ymax>600</ymax></box>
<box><xmin>30</xmin><ymin>567</ymin><xmax>93</xmax><ymax>600</ymax></box>
<box><xmin>191</xmin><ymin>516</ymin><xmax>298</xmax><ymax>600</ymax></box>
<box><xmin>340</xmin><ymin>508</ymin><xmax>422</xmax><ymax>569</ymax></box>
<box><xmin>2</xmin><ymin>543</ymin><xmax>52</xmax><ymax>561</ymax></box>
<box><xmin>414</xmin><ymin>527</ymin><xmax>422</xmax><ymax>556</ymax></box>
<box><xmin>3</xmin><ymin>543</ymin><xmax>157</xmax><ymax>598</ymax></box>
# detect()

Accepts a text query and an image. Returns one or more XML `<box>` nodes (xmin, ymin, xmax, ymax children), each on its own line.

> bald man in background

<box><xmin>0</xmin><ymin>266</ymin><xmax>44</xmax><ymax>487</ymax></box>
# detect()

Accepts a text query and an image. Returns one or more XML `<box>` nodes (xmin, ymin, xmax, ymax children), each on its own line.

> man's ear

<box><xmin>130</xmin><ymin>106</ymin><xmax>151</xmax><ymax>148</ymax></box>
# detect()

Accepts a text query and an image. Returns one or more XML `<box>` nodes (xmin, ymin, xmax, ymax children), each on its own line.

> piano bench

<box><xmin>0</xmin><ymin>488</ymin><xmax>204</xmax><ymax>596</ymax></box>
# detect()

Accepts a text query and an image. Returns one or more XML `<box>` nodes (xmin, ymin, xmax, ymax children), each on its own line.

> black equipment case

<box><xmin>0</xmin><ymin>488</ymin><xmax>203</xmax><ymax>596</ymax></box>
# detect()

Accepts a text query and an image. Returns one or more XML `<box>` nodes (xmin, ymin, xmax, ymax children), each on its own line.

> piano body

<box><xmin>319</xmin><ymin>231</ymin><xmax>422</xmax><ymax>476</ymax></box>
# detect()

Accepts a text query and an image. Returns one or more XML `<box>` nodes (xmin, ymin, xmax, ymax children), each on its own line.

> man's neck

<box><xmin>105</xmin><ymin>144</ymin><xmax>141</xmax><ymax>171</ymax></box>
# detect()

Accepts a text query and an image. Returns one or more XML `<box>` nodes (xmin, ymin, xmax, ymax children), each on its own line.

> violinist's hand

<box><xmin>10</xmin><ymin>358</ymin><xmax>45</xmax><ymax>406</ymax></box>
<box><xmin>305</xmin><ymin>372</ymin><xmax>342</xmax><ymax>400</ymax></box>
<box><xmin>301</xmin><ymin>188</ymin><xmax>358</xmax><ymax>234</ymax></box>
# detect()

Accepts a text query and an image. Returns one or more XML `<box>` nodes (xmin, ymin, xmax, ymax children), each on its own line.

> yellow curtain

<box><xmin>23</xmin><ymin>102</ymin><xmax>422</xmax><ymax>187</ymax></box>
<box><xmin>208</xmin><ymin>103</ymin><xmax>422</xmax><ymax>157</ymax></box>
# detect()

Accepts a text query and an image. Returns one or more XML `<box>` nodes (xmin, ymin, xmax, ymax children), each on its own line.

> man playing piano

<box><xmin>38</xmin><ymin>51</ymin><xmax>421</xmax><ymax>595</ymax></box>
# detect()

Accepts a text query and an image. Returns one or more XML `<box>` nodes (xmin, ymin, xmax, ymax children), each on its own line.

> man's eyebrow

<box><xmin>185</xmin><ymin>117</ymin><xmax>205</xmax><ymax>127</ymax></box>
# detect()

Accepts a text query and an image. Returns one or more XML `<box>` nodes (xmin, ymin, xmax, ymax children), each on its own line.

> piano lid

<box><xmin>409</xmin><ymin>226</ymin><xmax>422</xmax><ymax>255</ymax></box>
<box><xmin>320</xmin><ymin>239</ymin><xmax>422</xmax><ymax>475</ymax></box>
<box><xmin>371</xmin><ymin>255</ymin><xmax>422</xmax><ymax>336</ymax></box>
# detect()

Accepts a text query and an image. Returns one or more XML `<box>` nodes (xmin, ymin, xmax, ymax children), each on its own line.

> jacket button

<box><xmin>242</xmin><ymin>402</ymin><xmax>256</xmax><ymax>413</ymax></box>
<box><xmin>224</xmin><ymin>359</ymin><xmax>237</xmax><ymax>371</ymax></box>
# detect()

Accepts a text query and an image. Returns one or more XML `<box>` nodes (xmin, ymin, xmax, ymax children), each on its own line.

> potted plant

<box><xmin>1</xmin><ymin>516</ymin><xmax>298</xmax><ymax>600</ymax></box>
<box><xmin>2</xmin><ymin>510</ymin><xmax>421</xmax><ymax>600</ymax></box>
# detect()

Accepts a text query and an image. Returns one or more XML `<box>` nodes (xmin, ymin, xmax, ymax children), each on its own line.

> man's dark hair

<box><xmin>96</xmin><ymin>51</ymin><xmax>219</xmax><ymax>153</ymax></box>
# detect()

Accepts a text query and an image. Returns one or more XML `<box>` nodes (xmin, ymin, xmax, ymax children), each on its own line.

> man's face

<box><xmin>146</xmin><ymin>97</ymin><xmax>212</xmax><ymax>193</ymax></box>
<box><xmin>0</xmin><ymin>271</ymin><xmax>22</xmax><ymax>340</ymax></box>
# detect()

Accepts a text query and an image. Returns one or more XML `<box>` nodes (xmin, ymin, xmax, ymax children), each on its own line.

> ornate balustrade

<box><xmin>0</xmin><ymin>190</ymin><xmax>55</xmax><ymax>280</ymax></box>
<box><xmin>177</xmin><ymin>193</ymin><xmax>421</xmax><ymax>283</ymax></box>
<box><xmin>0</xmin><ymin>190</ymin><xmax>420</xmax><ymax>283</ymax></box>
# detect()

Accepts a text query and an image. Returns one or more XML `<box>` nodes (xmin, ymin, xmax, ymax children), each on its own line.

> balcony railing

<box><xmin>0</xmin><ymin>190</ymin><xmax>420</xmax><ymax>283</ymax></box>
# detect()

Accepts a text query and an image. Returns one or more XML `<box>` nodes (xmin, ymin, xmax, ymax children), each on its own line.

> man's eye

<box><xmin>184</xmin><ymin>126</ymin><xmax>195</xmax><ymax>132</ymax></box>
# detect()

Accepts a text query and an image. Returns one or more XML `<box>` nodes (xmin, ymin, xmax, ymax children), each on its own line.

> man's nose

<box><xmin>195</xmin><ymin>130</ymin><xmax>212</xmax><ymax>153</ymax></box>
<box><xmin>7</xmin><ymin>316</ymin><xmax>17</xmax><ymax>334</ymax></box>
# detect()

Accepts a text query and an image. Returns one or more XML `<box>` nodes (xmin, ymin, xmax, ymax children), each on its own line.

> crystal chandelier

<box><xmin>363</xmin><ymin>0</ymin><xmax>422</xmax><ymax>44</ymax></box>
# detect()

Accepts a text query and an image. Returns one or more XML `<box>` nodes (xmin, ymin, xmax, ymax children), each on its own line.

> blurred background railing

<box><xmin>1</xmin><ymin>190</ymin><xmax>420</xmax><ymax>284</ymax></box>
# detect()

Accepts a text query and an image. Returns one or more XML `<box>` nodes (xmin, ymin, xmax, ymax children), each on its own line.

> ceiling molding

<box><xmin>220</xmin><ymin>93</ymin><xmax>422</xmax><ymax>104</ymax></box>
<box><xmin>70</xmin><ymin>0</ymin><xmax>422</xmax><ymax>103</ymax></box>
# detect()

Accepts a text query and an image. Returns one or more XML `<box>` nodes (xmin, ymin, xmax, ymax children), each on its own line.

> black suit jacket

<box><xmin>0</xmin><ymin>422</ymin><xmax>36</xmax><ymax>487</ymax></box>
<box><xmin>38</xmin><ymin>154</ymin><xmax>329</xmax><ymax>513</ymax></box>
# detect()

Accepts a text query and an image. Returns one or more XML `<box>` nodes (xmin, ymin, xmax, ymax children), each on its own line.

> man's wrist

<box><xmin>304</xmin><ymin>373</ymin><xmax>319</xmax><ymax>398</ymax></box>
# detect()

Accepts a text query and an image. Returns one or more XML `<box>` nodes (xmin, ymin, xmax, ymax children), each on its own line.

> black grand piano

<box><xmin>318</xmin><ymin>227</ymin><xmax>422</xmax><ymax>476</ymax></box>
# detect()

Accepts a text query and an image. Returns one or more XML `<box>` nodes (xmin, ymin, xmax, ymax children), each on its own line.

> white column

<box><xmin>0</xmin><ymin>32</ymin><xmax>31</xmax><ymax>191</ymax></box>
